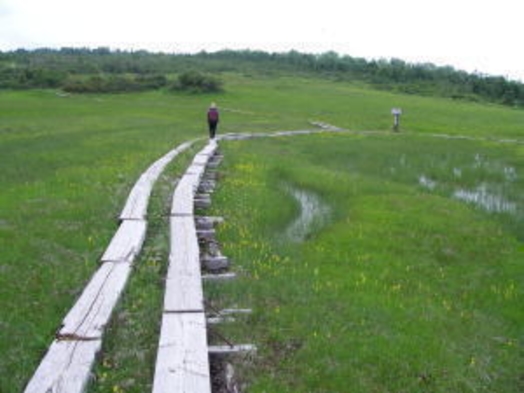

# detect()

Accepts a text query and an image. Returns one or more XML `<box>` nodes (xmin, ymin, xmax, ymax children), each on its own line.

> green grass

<box><xmin>87</xmin><ymin>147</ymin><xmax>200</xmax><ymax>393</ymax></box>
<box><xmin>0</xmin><ymin>90</ymin><xmax>211</xmax><ymax>391</ymax></box>
<box><xmin>1</xmin><ymin>74</ymin><xmax>523</xmax><ymax>392</ymax></box>
<box><xmin>208</xmin><ymin>133</ymin><xmax>523</xmax><ymax>392</ymax></box>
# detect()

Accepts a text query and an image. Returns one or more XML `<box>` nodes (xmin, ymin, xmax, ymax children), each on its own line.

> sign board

<box><xmin>391</xmin><ymin>108</ymin><xmax>402</xmax><ymax>115</ymax></box>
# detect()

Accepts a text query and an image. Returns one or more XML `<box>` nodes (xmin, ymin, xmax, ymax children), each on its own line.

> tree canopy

<box><xmin>1</xmin><ymin>47</ymin><xmax>523</xmax><ymax>107</ymax></box>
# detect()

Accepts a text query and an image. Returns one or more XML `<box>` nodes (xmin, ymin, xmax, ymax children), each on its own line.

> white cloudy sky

<box><xmin>1</xmin><ymin>0</ymin><xmax>523</xmax><ymax>81</ymax></box>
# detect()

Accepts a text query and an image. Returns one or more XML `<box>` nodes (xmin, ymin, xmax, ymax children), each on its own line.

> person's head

<box><xmin>210</xmin><ymin>102</ymin><xmax>217</xmax><ymax>109</ymax></box>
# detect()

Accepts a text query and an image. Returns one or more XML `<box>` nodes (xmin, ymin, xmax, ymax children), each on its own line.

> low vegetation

<box><xmin>208</xmin><ymin>134</ymin><xmax>523</xmax><ymax>392</ymax></box>
<box><xmin>62</xmin><ymin>74</ymin><xmax>168</xmax><ymax>93</ymax></box>
<box><xmin>0</xmin><ymin>71</ymin><xmax>522</xmax><ymax>392</ymax></box>
<box><xmin>1</xmin><ymin>48</ymin><xmax>524</xmax><ymax>106</ymax></box>
<box><xmin>171</xmin><ymin>70</ymin><xmax>224</xmax><ymax>93</ymax></box>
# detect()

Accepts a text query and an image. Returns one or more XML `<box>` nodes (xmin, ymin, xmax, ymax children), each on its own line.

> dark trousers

<box><xmin>208</xmin><ymin>121</ymin><xmax>218</xmax><ymax>139</ymax></box>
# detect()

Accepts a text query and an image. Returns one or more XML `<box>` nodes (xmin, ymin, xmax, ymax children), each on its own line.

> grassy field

<box><xmin>1</xmin><ymin>74</ymin><xmax>523</xmax><ymax>392</ymax></box>
<box><xmin>209</xmin><ymin>133</ymin><xmax>523</xmax><ymax>392</ymax></box>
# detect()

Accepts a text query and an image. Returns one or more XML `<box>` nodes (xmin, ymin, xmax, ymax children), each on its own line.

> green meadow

<box><xmin>1</xmin><ymin>74</ymin><xmax>523</xmax><ymax>392</ymax></box>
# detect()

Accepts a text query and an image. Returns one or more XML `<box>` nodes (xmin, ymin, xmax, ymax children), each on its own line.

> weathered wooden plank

<box><xmin>206</xmin><ymin>316</ymin><xmax>235</xmax><ymax>324</ymax></box>
<box><xmin>206</xmin><ymin>160</ymin><xmax>222</xmax><ymax>169</ymax></box>
<box><xmin>207</xmin><ymin>154</ymin><xmax>224</xmax><ymax>168</ymax></box>
<box><xmin>164</xmin><ymin>216</ymin><xmax>204</xmax><ymax>312</ymax></box>
<box><xmin>100</xmin><ymin>220</ymin><xmax>147</xmax><ymax>263</ymax></box>
<box><xmin>196</xmin><ymin>192</ymin><xmax>211</xmax><ymax>199</ymax></box>
<box><xmin>170</xmin><ymin>178</ymin><xmax>195</xmax><ymax>217</ymax></box>
<box><xmin>195</xmin><ymin>216</ymin><xmax>224</xmax><ymax>230</ymax></box>
<box><xmin>206</xmin><ymin>309</ymin><xmax>251</xmax><ymax>324</ymax></box>
<box><xmin>202</xmin><ymin>171</ymin><xmax>218</xmax><ymax>181</ymax></box>
<box><xmin>198</xmin><ymin>178</ymin><xmax>215</xmax><ymax>186</ymax></box>
<box><xmin>59</xmin><ymin>262</ymin><xmax>132</xmax><ymax>338</ymax></box>
<box><xmin>152</xmin><ymin>312</ymin><xmax>211</xmax><ymax>393</ymax></box>
<box><xmin>197</xmin><ymin>229</ymin><xmax>215</xmax><ymax>241</ymax></box>
<box><xmin>192</xmin><ymin>153</ymin><xmax>211</xmax><ymax>166</ymax></box>
<box><xmin>198</xmin><ymin>181</ymin><xmax>217</xmax><ymax>194</ymax></box>
<box><xmin>208</xmin><ymin>344</ymin><xmax>257</xmax><ymax>355</ymax></box>
<box><xmin>201</xmin><ymin>256</ymin><xmax>229</xmax><ymax>271</ymax></box>
<box><xmin>218</xmin><ymin>309</ymin><xmax>252</xmax><ymax>315</ymax></box>
<box><xmin>120</xmin><ymin>141</ymin><xmax>194</xmax><ymax>220</ymax></box>
<box><xmin>163</xmin><ymin>275</ymin><xmax>204</xmax><ymax>314</ymax></box>
<box><xmin>118</xmin><ymin>175</ymin><xmax>152</xmax><ymax>221</ymax></box>
<box><xmin>194</xmin><ymin>197</ymin><xmax>212</xmax><ymax>210</ymax></box>
<box><xmin>189</xmin><ymin>142</ymin><xmax>218</xmax><ymax>176</ymax></box>
<box><xmin>186</xmin><ymin>164</ymin><xmax>207</xmax><ymax>181</ymax></box>
<box><xmin>23</xmin><ymin>338</ymin><xmax>102</xmax><ymax>393</ymax></box>
<box><xmin>202</xmin><ymin>272</ymin><xmax>237</xmax><ymax>281</ymax></box>
<box><xmin>309</xmin><ymin>121</ymin><xmax>343</xmax><ymax>131</ymax></box>
<box><xmin>198</xmin><ymin>139</ymin><xmax>218</xmax><ymax>156</ymax></box>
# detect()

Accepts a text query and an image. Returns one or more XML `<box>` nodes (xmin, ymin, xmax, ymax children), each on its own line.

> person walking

<box><xmin>207</xmin><ymin>102</ymin><xmax>219</xmax><ymax>139</ymax></box>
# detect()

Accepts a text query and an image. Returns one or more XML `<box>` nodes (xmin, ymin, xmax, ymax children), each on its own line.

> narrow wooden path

<box><xmin>23</xmin><ymin>141</ymin><xmax>196</xmax><ymax>393</ymax></box>
<box><xmin>24</xmin><ymin>125</ymin><xmax>342</xmax><ymax>393</ymax></box>
<box><xmin>152</xmin><ymin>141</ymin><xmax>217</xmax><ymax>393</ymax></box>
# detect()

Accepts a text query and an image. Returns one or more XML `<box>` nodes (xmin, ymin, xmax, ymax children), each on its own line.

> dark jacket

<box><xmin>207</xmin><ymin>108</ymin><xmax>219</xmax><ymax>123</ymax></box>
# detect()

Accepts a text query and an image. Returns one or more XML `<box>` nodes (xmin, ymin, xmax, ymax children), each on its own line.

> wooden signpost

<box><xmin>391</xmin><ymin>108</ymin><xmax>402</xmax><ymax>132</ymax></box>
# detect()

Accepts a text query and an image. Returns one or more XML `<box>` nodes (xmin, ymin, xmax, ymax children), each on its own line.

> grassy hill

<box><xmin>1</xmin><ymin>73</ymin><xmax>523</xmax><ymax>392</ymax></box>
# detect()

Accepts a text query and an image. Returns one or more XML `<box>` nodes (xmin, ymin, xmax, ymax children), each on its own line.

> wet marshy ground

<box><xmin>283</xmin><ymin>186</ymin><xmax>331</xmax><ymax>243</ymax></box>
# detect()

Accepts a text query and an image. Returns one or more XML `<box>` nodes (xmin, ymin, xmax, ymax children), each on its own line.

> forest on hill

<box><xmin>1</xmin><ymin>47</ymin><xmax>523</xmax><ymax>107</ymax></box>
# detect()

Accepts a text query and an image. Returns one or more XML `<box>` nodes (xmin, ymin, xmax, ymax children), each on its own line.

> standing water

<box><xmin>284</xmin><ymin>186</ymin><xmax>331</xmax><ymax>243</ymax></box>
<box><xmin>453</xmin><ymin>183</ymin><xmax>517</xmax><ymax>214</ymax></box>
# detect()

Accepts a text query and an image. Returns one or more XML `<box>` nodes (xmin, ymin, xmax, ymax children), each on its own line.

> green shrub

<box><xmin>171</xmin><ymin>70</ymin><xmax>223</xmax><ymax>93</ymax></box>
<box><xmin>62</xmin><ymin>74</ymin><xmax>168</xmax><ymax>93</ymax></box>
<box><xmin>0</xmin><ymin>66</ymin><xmax>66</xmax><ymax>89</ymax></box>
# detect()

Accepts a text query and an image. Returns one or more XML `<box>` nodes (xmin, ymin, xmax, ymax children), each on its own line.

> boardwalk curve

<box><xmin>24</xmin><ymin>125</ymin><xmax>344</xmax><ymax>393</ymax></box>
<box><xmin>23</xmin><ymin>140</ymin><xmax>196</xmax><ymax>393</ymax></box>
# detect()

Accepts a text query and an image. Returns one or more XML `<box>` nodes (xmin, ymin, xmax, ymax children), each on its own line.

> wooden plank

<box><xmin>186</xmin><ymin>164</ymin><xmax>207</xmax><ymax>181</ymax></box>
<box><xmin>190</xmin><ymin>141</ymin><xmax>218</xmax><ymax>168</ymax></box>
<box><xmin>198</xmin><ymin>139</ymin><xmax>218</xmax><ymax>156</ymax></box>
<box><xmin>192</xmin><ymin>153</ymin><xmax>211</xmax><ymax>166</ymax></box>
<box><xmin>120</xmin><ymin>141</ymin><xmax>194</xmax><ymax>220</ymax></box>
<box><xmin>201</xmin><ymin>256</ymin><xmax>229</xmax><ymax>271</ymax></box>
<box><xmin>152</xmin><ymin>312</ymin><xmax>211</xmax><ymax>393</ymax></box>
<box><xmin>198</xmin><ymin>181</ymin><xmax>217</xmax><ymax>194</ymax></box>
<box><xmin>197</xmin><ymin>229</ymin><xmax>215</xmax><ymax>242</ymax></box>
<box><xmin>206</xmin><ymin>160</ymin><xmax>222</xmax><ymax>169</ymax></box>
<box><xmin>202</xmin><ymin>272</ymin><xmax>237</xmax><ymax>281</ymax></box>
<box><xmin>217</xmin><ymin>309</ymin><xmax>252</xmax><ymax>315</ymax></box>
<box><xmin>207</xmin><ymin>309</ymin><xmax>251</xmax><ymax>323</ymax></box>
<box><xmin>119</xmin><ymin>174</ymin><xmax>152</xmax><ymax>221</ymax></box>
<box><xmin>100</xmin><ymin>220</ymin><xmax>147</xmax><ymax>263</ymax></box>
<box><xmin>171</xmin><ymin>171</ymin><xmax>206</xmax><ymax>216</ymax></box>
<box><xmin>195</xmin><ymin>216</ymin><xmax>224</xmax><ymax>230</ymax></box>
<box><xmin>170</xmin><ymin>179</ymin><xmax>195</xmax><ymax>217</ymax></box>
<box><xmin>23</xmin><ymin>339</ymin><xmax>102</xmax><ymax>393</ymax></box>
<box><xmin>194</xmin><ymin>197</ymin><xmax>212</xmax><ymax>210</ymax></box>
<box><xmin>163</xmin><ymin>276</ymin><xmax>204</xmax><ymax>314</ymax></box>
<box><xmin>208</xmin><ymin>344</ymin><xmax>256</xmax><ymax>355</ymax></box>
<box><xmin>206</xmin><ymin>316</ymin><xmax>235</xmax><ymax>324</ymax></box>
<box><xmin>59</xmin><ymin>262</ymin><xmax>131</xmax><ymax>338</ymax></box>
<box><xmin>163</xmin><ymin>216</ymin><xmax>204</xmax><ymax>312</ymax></box>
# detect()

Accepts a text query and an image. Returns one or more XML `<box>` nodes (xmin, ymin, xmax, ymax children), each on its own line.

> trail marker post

<box><xmin>391</xmin><ymin>108</ymin><xmax>402</xmax><ymax>132</ymax></box>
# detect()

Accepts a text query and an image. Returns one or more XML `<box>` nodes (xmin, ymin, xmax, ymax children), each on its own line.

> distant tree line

<box><xmin>0</xmin><ymin>47</ymin><xmax>523</xmax><ymax>106</ymax></box>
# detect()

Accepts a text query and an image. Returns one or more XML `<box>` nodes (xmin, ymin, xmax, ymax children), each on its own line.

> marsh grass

<box><xmin>0</xmin><ymin>90</ymin><xmax>207</xmax><ymax>391</ymax></box>
<box><xmin>208</xmin><ymin>133</ymin><xmax>523</xmax><ymax>392</ymax></box>
<box><xmin>1</xmin><ymin>74</ymin><xmax>523</xmax><ymax>391</ymax></box>
<box><xmin>87</xmin><ymin>145</ymin><xmax>202</xmax><ymax>393</ymax></box>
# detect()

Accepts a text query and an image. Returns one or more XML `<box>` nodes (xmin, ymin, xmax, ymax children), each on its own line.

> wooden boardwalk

<box><xmin>23</xmin><ymin>127</ymin><xmax>342</xmax><ymax>393</ymax></box>
<box><xmin>152</xmin><ymin>140</ymin><xmax>217</xmax><ymax>393</ymax></box>
<box><xmin>23</xmin><ymin>140</ymin><xmax>196</xmax><ymax>393</ymax></box>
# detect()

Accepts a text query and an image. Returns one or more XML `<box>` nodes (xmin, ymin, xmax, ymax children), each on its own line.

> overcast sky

<box><xmin>1</xmin><ymin>0</ymin><xmax>523</xmax><ymax>81</ymax></box>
